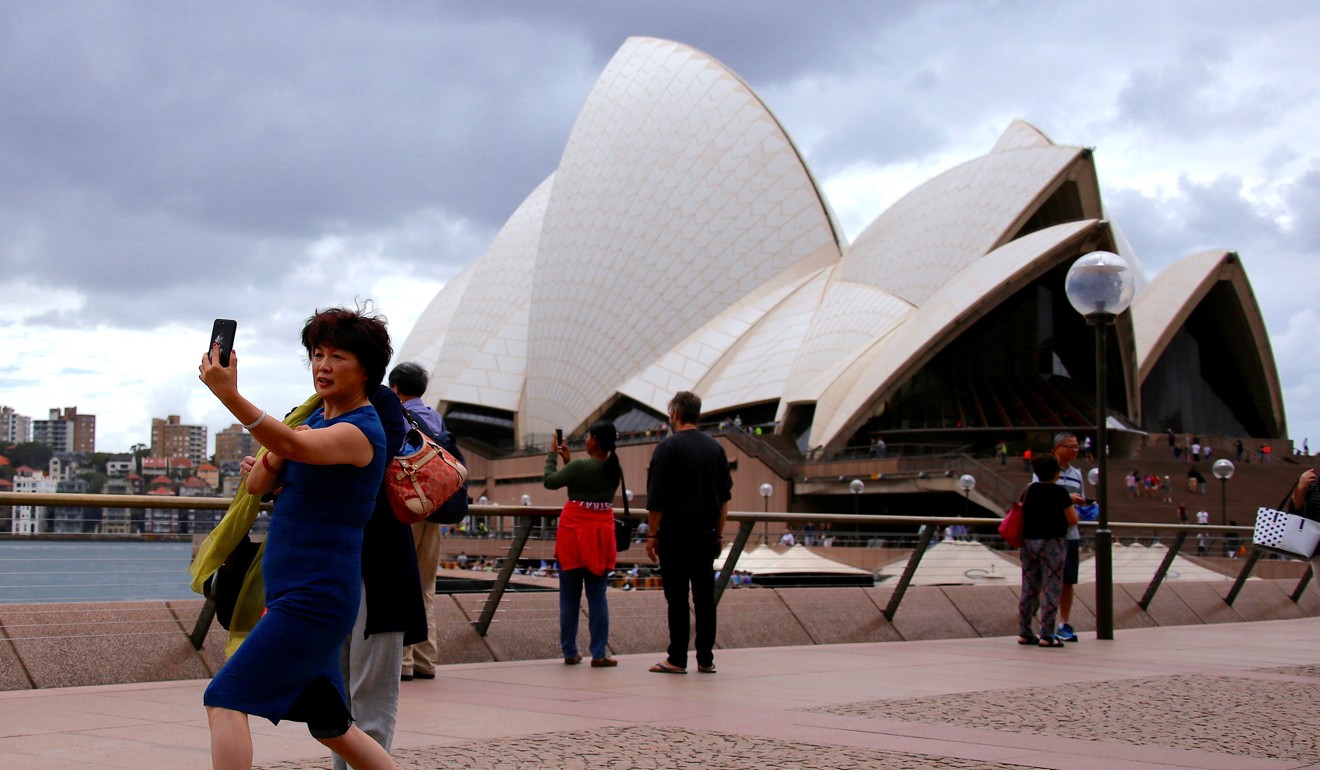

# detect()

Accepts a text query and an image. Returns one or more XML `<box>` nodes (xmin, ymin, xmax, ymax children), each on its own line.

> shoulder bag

<box><xmin>998</xmin><ymin>486</ymin><xmax>1028</xmax><ymax>548</ymax></box>
<box><xmin>386</xmin><ymin>417</ymin><xmax>468</xmax><ymax>525</ymax></box>
<box><xmin>614</xmin><ymin>464</ymin><xmax>636</xmax><ymax>551</ymax></box>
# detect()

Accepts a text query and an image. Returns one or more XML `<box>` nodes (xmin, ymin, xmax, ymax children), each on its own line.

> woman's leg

<box><xmin>206</xmin><ymin>706</ymin><xmax>252</xmax><ymax>770</ymax></box>
<box><xmin>1039</xmin><ymin>538</ymin><xmax>1067</xmax><ymax>636</ymax></box>
<box><xmin>319</xmin><ymin>724</ymin><xmax>398</xmax><ymax>770</ymax></box>
<box><xmin>1018</xmin><ymin>542</ymin><xmax>1042</xmax><ymax>637</ymax></box>
<box><xmin>584</xmin><ymin>570</ymin><xmax>610</xmax><ymax>660</ymax></box>
<box><xmin>559</xmin><ymin>568</ymin><xmax>585</xmax><ymax>658</ymax></box>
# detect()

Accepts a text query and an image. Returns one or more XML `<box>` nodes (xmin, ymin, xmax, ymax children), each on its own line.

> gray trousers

<box><xmin>331</xmin><ymin>583</ymin><xmax>405</xmax><ymax>770</ymax></box>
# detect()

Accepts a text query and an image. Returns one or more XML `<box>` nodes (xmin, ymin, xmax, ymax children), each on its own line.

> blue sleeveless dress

<box><xmin>204</xmin><ymin>404</ymin><xmax>386</xmax><ymax>723</ymax></box>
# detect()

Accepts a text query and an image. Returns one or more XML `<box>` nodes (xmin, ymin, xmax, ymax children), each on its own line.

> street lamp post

<box><xmin>1212</xmin><ymin>459</ymin><xmax>1235</xmax><ymax>526</ymax></box>
<box><xmin>849</xmin><ymin>478</ymin><xmax>864</xmax><ymax>516</ymax></box>
<box><xmin>518</xmin><ymin>493</ymin><xmax>531</xmax><ymax>538</ymax></box>
<box><xmin>759</xmin><ymin>483</ymin><xmax>773</xmax><ymax>544</ymax></box>
<box><xmin>958</xmin><ymin>474</ymin><xmax>976</xmax><ymax>518</ymax></box>
<box><xmin>1065</xmin><ymin>250</ymin><xmax>1135</xmax><ymax>641</ymax></box>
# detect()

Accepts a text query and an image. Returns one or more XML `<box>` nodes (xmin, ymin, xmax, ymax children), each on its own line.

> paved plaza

<box><xmin>2</xmin><ymin>617</ymin><xmax>1318</xmax><ymax>769</ymax></box>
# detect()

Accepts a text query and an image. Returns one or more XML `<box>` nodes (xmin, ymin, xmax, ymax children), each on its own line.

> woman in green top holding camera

<box><xmin>544</xmin><ymin>420</ymin><xmax>624</xmax><ymax>667</ymax></box>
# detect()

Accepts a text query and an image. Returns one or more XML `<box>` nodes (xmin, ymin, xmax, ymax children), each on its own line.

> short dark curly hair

<box><xmin>300</xmin><ymin>304</ymin><xmax>392</xmax><ymax>395</ymax></box>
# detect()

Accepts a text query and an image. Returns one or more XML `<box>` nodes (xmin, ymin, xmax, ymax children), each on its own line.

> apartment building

<box><xmin>150</xmin><ymin>415</ymin><xmax>208</xmax><ymax>466</ymax></box>
<box><xmin>214</xmin><ymin>423</ymin><xmax>257</xmax><ymax>472</ymax></box>
<box><xmin>31</xmin><ymin>407</ymin><xmax>95</xmax><ymax>453</ymax></box>
<box><xmin>1</xmin><ymin>405</ymin><xmax>31</xmax><ymax>444</ymax></box>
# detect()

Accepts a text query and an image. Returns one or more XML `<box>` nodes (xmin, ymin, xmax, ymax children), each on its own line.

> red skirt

<box><xmin>555</xmin><ymin>501</ymin><xmax>616</xmax><ymax>576</ymax></box>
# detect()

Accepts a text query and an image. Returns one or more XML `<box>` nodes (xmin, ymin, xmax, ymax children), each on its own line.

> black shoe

<box><xmin>413</xmin><ymin>671</ymin><xmax>436</xmax><ymax>680</ymax></box>
<box><xmin>400</xmin><ymin>673</ymin><xmax>413</xmax><ymax>681</ymax></box>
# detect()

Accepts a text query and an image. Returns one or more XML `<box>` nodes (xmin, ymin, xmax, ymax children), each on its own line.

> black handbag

<box><xmin>614</xmin><ymin>466</ymin><xmax>634</xmax><ymax>551</ymax></box>
<box><xmin>615</xmin><ymin>515</ymin><xmax>636</xmax><ymax>551</ymax></box>
<box><xmin>202</xmin><ymin>534</ymin><xmax>260</xmax><ymax>630</ymax></box>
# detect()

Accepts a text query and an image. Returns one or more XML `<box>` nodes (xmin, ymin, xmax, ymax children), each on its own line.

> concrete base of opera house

<box><xmin>2</xmin><ymin>575</ymin><xmax>1318</xmax><ymax>691</ymax></box>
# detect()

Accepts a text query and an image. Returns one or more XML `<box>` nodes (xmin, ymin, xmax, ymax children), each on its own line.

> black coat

<box><xmin>364</xmin><ymin>385</ymin><xmax>428</xmax><ymax>645</ymax></box>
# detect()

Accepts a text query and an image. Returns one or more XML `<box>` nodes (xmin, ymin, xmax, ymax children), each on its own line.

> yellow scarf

<box><xmin>188</xmin><ymin>394</ymin><xmax>321</xmax><ymax>657</ymax></box>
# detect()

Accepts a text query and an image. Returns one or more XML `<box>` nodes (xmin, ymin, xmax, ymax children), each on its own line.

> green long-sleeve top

<box><xmin>544</xmin><ymin>451</ymin><xmax>616</xmax><ymax>502</ymax></box>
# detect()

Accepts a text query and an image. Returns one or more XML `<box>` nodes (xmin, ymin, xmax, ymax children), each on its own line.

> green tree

<box><xmin>130</xmin><ymin>443</ymin><xmax>150</xmax><ymax>475</ymax></box>
<box><xmin>5</xmin><ymin>442</ymin><xmax>54</xmax><ymax>471</ymax></box>
<box><xmin>89</xmin><ymin>452</ymin><xmax>113</xmax><ymax>473</ymax></box>
<box><xmin>77</xmin><ymin>469</ymin><xmax>108</xmax><ymax>494</ymax></box>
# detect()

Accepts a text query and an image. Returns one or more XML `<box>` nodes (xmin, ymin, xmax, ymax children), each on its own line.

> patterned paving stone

<box><xmin>1262</xmin><ymin>663</ymin><xmax>1320</xmax><ymax>678</ymax></box>
<box><xmin>810</xmin><ymin>673</ymin><xmax>1320</xmax><ymax>763</ymax></box>
<box><xmin>258</xmin><ymin>725</ymin><xmax>1019</xmax><ymax>770</ymax></box>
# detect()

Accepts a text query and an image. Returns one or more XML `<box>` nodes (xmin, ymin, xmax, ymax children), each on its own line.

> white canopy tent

<box><xmin>716</xmin><ymin>544</ymin><xmax>875</xmax><ymax>586</ymax></box>
<box><xmin>878</xmin><ymin>540</ymin><xmax>1020</xmax><ymax>586</ymax></box>
<box><xmin>714</xmin><ymin>544</ymin><xmax>782</xmax><ymax>572</ymax></box>
<box><xmin>1076</xmin><ymin>543</ymin><xmax>1244</xmax><ymax>583</ymax></box>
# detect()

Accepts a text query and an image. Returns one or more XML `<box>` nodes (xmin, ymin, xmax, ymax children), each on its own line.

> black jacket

<box><xmin>364</xmin><ymin>385</ymin><xmax>428</xmax><ymax>644</ymax></box>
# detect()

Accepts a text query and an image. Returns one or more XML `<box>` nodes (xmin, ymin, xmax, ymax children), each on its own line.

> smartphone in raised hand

<box><xmin>209</xmin><ymin>319</ymin><xmax>237</xmax><ymax>367</ymax></box>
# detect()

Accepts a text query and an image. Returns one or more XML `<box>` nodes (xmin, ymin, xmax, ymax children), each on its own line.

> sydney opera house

<box><xmin>396</xmin><ymin>37</ymin><xmax>1283</xmax><ymax>514</ymax></box>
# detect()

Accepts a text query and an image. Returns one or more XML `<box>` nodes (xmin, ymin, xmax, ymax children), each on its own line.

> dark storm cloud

<box><xmin>429</xmin><ymin>0</ymin><xmax>928</xmax><ymax>83</ymax></box>
<box><xmin>0</xmin><ymin>1</ymin><xmax>942</xmax><ymax>331</ymax></box>
<box><xmin>0</xmin><ymin>3</ymin><xmax>583</xmax><ymax>235</ymax></box>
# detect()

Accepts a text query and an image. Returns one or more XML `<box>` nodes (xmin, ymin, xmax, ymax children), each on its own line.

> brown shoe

<box><xmin>564</xmin><ymin>654</ymin><xmax>583</xmax><ymax>665</ymax></box>
<box><xmin>590</xmin><ymin>657</ymin><xmax>618</xmax><ymax>668</ymax></box>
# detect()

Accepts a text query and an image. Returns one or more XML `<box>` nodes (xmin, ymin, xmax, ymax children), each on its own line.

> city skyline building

<box><xmin>1</xmin><ymin>406</ymin><xmax>31</xmax><ymax>445</ymax></box>
<box><xmin>150</xmin><ymin>415</ymin><xmax>208</xmax><ymax>466</ymax></box>
<box><xmin>213</xmin><ymin>423</ymin><xmax>257</xmax><ymax>474</ymax></box>
<box><xmin>30</xmin><ymin>408</ymin><xmax>95</xmax><ymax>454</ymax></box>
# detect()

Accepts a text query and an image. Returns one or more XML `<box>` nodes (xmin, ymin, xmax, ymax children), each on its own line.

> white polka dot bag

<box><xmin>1252</xmin><ymin>507</ymin><xmax>1320</xmax><ymax>558</ymax></box>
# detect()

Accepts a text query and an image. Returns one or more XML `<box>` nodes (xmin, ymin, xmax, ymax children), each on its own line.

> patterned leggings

<box><xmin>1019</xmin><ymin>538</ymin><xmax>1066</xmax><ymax>638</ymax></box>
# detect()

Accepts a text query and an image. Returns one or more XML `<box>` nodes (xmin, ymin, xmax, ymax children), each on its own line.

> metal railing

<box><xmin>0</xmin><ymin>492</ymin><xmax>1310</xmax><ymax>648</ymax></box>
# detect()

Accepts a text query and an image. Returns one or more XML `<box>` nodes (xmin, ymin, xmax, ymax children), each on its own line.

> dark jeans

<box><xmin>658</xmin><ymin>542</ymin><xmax>716</xmax><ymax>669</ymax></box>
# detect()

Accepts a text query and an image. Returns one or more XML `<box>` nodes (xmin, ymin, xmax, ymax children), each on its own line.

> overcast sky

<box><xmin>2</xmin><ymin>1</ymin><xmax>1317</xmax><ymax>458</ymax></box>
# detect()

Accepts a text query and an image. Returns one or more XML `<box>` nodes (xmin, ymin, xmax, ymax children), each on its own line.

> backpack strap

<box><xmin>404</xmin><ymin>407</ymin><xmax>442</xmax><ymax>443</ymax></box>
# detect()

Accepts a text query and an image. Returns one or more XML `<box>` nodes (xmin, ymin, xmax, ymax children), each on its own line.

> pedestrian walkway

<box><xmin>2</xmin><ymin>617</ymin><xmax>1317</xmax><ymax>769</ymax></box>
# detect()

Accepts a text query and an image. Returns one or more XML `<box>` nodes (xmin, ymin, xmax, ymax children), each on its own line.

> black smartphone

<box><xmin>209</xmin><ymin>319</ymin><xmax>237</xmax><ymax>367</ymax></box>
<box><xmin>555</xmin><ymin>428</ymin><xmax>564</xmax><ymax>446</ymax></box>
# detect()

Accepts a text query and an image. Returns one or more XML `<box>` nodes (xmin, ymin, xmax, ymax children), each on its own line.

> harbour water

<box><xmin>0</xmin><ymin>541</ymin><xmax>198</xmax><ymax>604</ymax></box>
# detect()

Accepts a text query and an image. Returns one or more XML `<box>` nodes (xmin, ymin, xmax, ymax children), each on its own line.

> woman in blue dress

<box><xmin>198</xmin><ymin>305</ymin><xmax>398</xmax><ymax>770</ymax></box>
